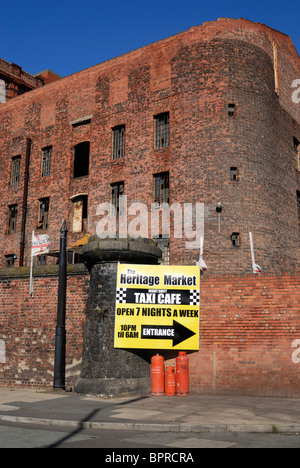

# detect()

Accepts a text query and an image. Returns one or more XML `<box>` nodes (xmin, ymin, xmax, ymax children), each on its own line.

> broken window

<box><xmin>230</xmin><ymin>232</ymin><xmax>240</xmax><ymax>247</ymax></box>
<box><xmin>228</xmin><ymin>103</ymin><xmax>236</xmax><ymax>117</ymax></box>
<box><xmin>41</xmin><ymin>146</ymin><xmax>52</xmax><ymax>177</ymax></box>
<box><xmin>8</xmin><ymin>204</ymin><xmax>17</xmax><ymax>234</ymax></box>
<box><xmin>230</xmin><ymin>167</ymin><xmax>238</xmax><ymax>181</ymax></box>
<box><xmin>111</xmin><ymin>182</ymin><xmax>124</xmax><ymax>215</ymax></box>
<box><xmin>67</xmin><ymin>251</ymin><xmax>83</xmax><ymax>264</ymax></box>
<box><xmin>37</xmin><ymin>198</ymin><xmax>49</xmax><ymax>230</ymax></box>
<box><xmin>73</xmin><ymin>141</ymin><xmax>90</xmax><ymax>178</ymax></box>
<box><xmin>37</xmin><ymin>255</ymin><xmax>47</xmax><ymax>266</ymax></box>
<box><xmin>154</xmin><ymin>235</ymin><xmax>170</xmax><ymax>265</ymax></box>
<box><xmin>154</xmin><ymin>172</ymin><xmax>169</xmax><ymax>205</ymax></box>
<box><xmin>112</xmin><ymin>125</ymin><xmax>125</xmax><ymax>160</ymax></box>
<box><xmin>5</xmin><ymin>254</ymin><xmax>16</xmax><ymax>267</ymax></box>
<box><xmin>154</xmin><ymin>112</ymin><xmax>169</xmax><ymax>150</ymax></box>
<box><xmin>11</xmin><ymin>156</ymin><xmax>21</xmax><ymax>185</ymax></box>
<box><xmin>71</xmin><ymin>195</ymin><xmax>88</xmax><ymax>233</ymax></box>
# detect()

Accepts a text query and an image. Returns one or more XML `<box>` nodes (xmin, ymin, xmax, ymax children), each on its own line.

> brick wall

<box><xmin>0</xmin><ymin>18</ymin><xmax>299</xmax><ymax>275</ymax></box>
<box><xmin>0</xmin><ymin>265</ymin><xmax>299</xmax><ymax>397</ymax></box>
<box><xmin>167</xmin><ymin>272</ymin><xmax>300</xmax><ymax>398</ymax></box>
<box><xmin>0</xmin><ymin>265</ymin><xmax>89</xmax><ymax>389</ymax></box>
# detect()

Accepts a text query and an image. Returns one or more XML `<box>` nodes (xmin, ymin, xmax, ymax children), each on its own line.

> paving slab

<box><xmin>0</xmin><ymin>388</ymin><xmax>300</xmax><ymax>433</ymax></box>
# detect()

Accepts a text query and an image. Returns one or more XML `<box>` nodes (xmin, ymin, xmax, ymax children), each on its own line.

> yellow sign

<box><xmin>114</xmin><ymin>264</ymin><xmax>200</xmax><ymax>350</ymax></box>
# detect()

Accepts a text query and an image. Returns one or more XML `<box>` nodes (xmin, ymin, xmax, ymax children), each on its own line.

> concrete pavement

<box><xmin>0</xmin><ymin>388</ymin><xmax>300</xmax><ymax>434</ymax></box>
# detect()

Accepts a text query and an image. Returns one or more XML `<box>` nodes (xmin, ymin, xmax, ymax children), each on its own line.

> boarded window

<box><xmin>73</xmin><ymin>142</ymin><xmax>90</xmax><ymax>178</ymax></box>
<box><xmin>72</xmin><ymin>195</ymin><xmax>88</xmax><ymax>233</ymax></box>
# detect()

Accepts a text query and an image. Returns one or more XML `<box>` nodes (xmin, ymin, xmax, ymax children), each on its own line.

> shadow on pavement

<box><xmin>45</xmin><ymin>395</ymin><xmax>149</xmax><ymax>448</ymax></box>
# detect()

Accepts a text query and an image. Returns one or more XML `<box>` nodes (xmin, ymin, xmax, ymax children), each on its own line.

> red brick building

<box><xmin>0</xmin><ymin>58</ymin><xmax>60</xmax><ymax>102</ymax></box>
<box><xmin>0</xmin><ymin>18</ymin><xmax>300</xmax><ymax>274</ymax></box>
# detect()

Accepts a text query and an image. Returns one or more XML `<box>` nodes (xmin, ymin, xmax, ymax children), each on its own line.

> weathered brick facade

<box><xmin>184</xmin><ymin>272</ymin><xmax>300</xmax><ymax>397</ymax></box>
<box><xmin>0</xmin><ymin>58</ymin><xmax>60</xmax><ymax>102</ymax></box>
<box><xmin>0</xmin><ymin>18</ymin><xmax>300</xmax><ymax>397</ymax></box>
<box><xmin>0</xmin><ymin>265</ymin><xmax>89</xmax><ymax>388</ymax></box>
<box><xmin>1</xmin><ymin>269</ymin><xmax>299</xmax><ymax>397</ymax></box>
<box><xmin>0</xmin><ymin>18</ymin><xmax>299</xmax><ymax>274</ymax></box>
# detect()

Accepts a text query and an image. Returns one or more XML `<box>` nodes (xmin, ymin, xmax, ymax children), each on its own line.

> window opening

<box><xmin>112</xmin><ymin>125</ymin><xmax>125</xmax><ymax>160</ymax></box>
<box><xmin>37</xmin><ymin>198</ymin><xmax>49</xmax><ymax>230</ymax></box>
<box><xmin>111</xmin><ymin>182</ymin><xmax>124</xmax><ymax>215</ymax></box>
<box><xmin>5</xmin><ymin>254</ymin><xmax>16</xmax><ymax>267</ymax></box>
<box><xmin>67</xmin><ymin>251</ymin><xmax>83</xmax><ymax>264</ymax></box>
<box><xmin>154</xmin><ymin>235</ymin><xmax>170</xmax><ymax>265</ymax></box>
<box><xmin>154</xmin><ymin>172</ymin><xmax>169</xmax><ymax>205</ymax></box>
<box><xmin>41</xmin><ymin>146</ymin><xmax>52</xmax><ymax>177</ymax></box>
<box><xmin>37</xmin><ymin>255</ymin><xmax>47</xmax><ymax>266</ymax></box>
<box><xmin>8</xmin><ymin>204</ymin><xmax>18</xmax><ymax>234</ymax></box>
<box><xmin>230</xmin><ymin>167</ymin><xmax>238</xmax><ymax>181</ymax></box>
<box><xmin>228</xmin><ymin>103</ymin><xmax>236</xmax><ymax>117</ymax></box>
<box><xmin>230</xmin><ymin>232</ymin><xmax>240</xmax><ymax>247</ymax></box>
<box><xmin>73</xmin><ymin>142</ymin><xmax>90</xmax><ymax>178</ymax></box>
<box><xmin>154</xmin><ymin>112</ymin><xmax>169</xmax><ymax>150</ymax></box>
<box><xmin>297</xmin><ymin>191</ymin><xmax>300</xmax><ymax>223</ymax></box>
<box><xmin>72</xmin><ymin>195</ymin><xmax>88</xmax><ymax>233</ymax></box>
<box><xmin>11</xmin><ymin>156</ymin><xmax>21</xmax><ymax>185</ymax></box>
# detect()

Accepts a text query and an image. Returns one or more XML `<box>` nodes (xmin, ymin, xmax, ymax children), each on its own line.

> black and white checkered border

<box><xmin>116</xmin><ymin>288</ymin><xmax>127</xmax><ymax>303</ymax></box>
<box><xmin>189</xmin><ymin>290</ymin><xmax>200</xmax><ymax>306</ymax></box>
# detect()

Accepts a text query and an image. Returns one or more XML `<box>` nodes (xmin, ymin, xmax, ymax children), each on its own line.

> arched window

<box><xmin>73</xmin><ymin>142</ymin><xmax>90</xmax><ymax>178</ymax></box>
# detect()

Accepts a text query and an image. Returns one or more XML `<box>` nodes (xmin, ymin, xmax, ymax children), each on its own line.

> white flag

<box><xmin>249</xmin><ymin>233</ymin><xmax>262</xmax><ymax>274</ymax></box>
<box><xmin>30</xmin><ymin>232</ymin><xmax>51</xmax><ymax>298</ymax></box>
<box><xmin>197</xmin><ymin>236</ymin><xmax>207</xmax><ymax>271</ymax></box>
<box><xmin>252</xmin><ymin>263</ymin><xmax>263</xmax><ymax>274</ymax></box>
<box><xmin>32</xmin><ymin>233</ymin><xmax>51</xmax><ymax>257</ymax></box>
<box><xmin>197</xmin><ymin>254</ymin><xmax>207</xmax><ymax>272</ymax></box>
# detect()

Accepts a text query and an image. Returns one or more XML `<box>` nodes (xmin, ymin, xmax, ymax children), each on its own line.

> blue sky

<box><xmin>1</xmin><ymin>0</ymin><xmax>299</xmax><ymax>77</ymax></box>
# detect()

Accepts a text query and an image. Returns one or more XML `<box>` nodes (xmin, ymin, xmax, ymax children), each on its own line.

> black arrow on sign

<box><xmin>141</xmin><ymin>320</ymin><xmax>196</xmax><ymax>347</ymax></box>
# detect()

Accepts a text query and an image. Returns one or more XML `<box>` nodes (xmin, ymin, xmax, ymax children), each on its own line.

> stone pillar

<box><xmin>75</xmin><ymin>237</ymin><xmax>161</xmax><ymax>396</ymax></box>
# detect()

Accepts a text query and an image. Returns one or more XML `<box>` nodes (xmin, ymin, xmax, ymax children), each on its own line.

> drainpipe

<box><xmin>19</xmin><ymin>138</ymin><xmax>31</xmax><ymax>267</ymax></box>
